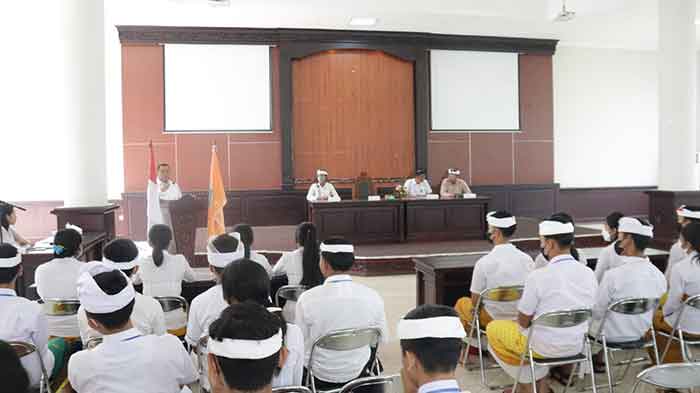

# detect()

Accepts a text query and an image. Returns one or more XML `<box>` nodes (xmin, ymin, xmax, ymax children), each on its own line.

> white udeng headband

<box><xmin>207</xmin><ymin>232</ymin><xmax>246</xmax><ymax>268</ymax></box>
<box><xmin>486</xmin><ymin>212</ymin><xmax>516</xmax><ymax>228</ymax></box>
<box><xmin>677</xmin><ymin>205</ymin><xmax>700</xmax><ymax>219</ymax></box>
<box><xmin>618</xmin><ymin>217</ymin><xmax>653</xmax><ymax>238</ymax></box>
<box><xmin>77</xmin><ymin>262</ymin><xmax>135</xmax><ymax>314</ymax></box>
<box><xmin>448</xmin><ymin>168</ymin><xmax>460</xmax><ymax>176</ymax></box>
<box><xmin>539</xmin><ymin>220</ymin><xmax>575</xmax><ymax>236</ymax></box>
<box><xmin>320</xmin><ymin>243</ymin><xmax>354</xmax><ymax>253</ymax></box>
<box><xmin>208</xmin><ymin>330</ymin><xmax>283</xmax><ymax>360</ymax></box>
<box><xmin>317</xmin><ymin>169</ymin><xmax>328</xmax><ymax>176</ymax></box>
<box><xmin>397</xmin><ymin>316</ymin><xmax>466</xmax><ymax>340</ymax></box>
<box><xmin>267</xmin><ymin>307</ymin><xmax>282</xmax><ymax>313</ymax></box>
<box><xmin>0</xmin><ymin>254</ymin><xmax>21</xmax><ymax>268</ymax></box>
<box><xmin>102</xmin><ymin>257</ymin><xmax>137</xmax><ymax>270</ymax></box>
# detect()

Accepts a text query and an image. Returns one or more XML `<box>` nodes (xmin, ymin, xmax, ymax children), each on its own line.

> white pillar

<box><xmin>658</xmin><ymin>0</ymin><xmax>698</xmax><ymax>190</ymax></box>
<box><xmin>60</xmin><ymin>0</ymin><xmax>108</xmax><ymax>207</ymax></box>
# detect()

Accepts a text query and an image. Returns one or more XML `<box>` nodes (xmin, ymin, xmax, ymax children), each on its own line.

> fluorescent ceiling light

<box><xmin>349</xmin><ymin>17</ymin><xmax>378</xmax><ymax>27</ymax></box>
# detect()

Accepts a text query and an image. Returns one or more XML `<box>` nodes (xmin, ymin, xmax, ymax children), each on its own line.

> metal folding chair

<box><xmin>463</xmin><ymin>285</ymin><xmax>524</xmax><ymax>389</ymax></box>
<box><xmin>630</xmin><ymin>363</ymin><xmax>700</xmax><ymax>393</ymax></box>
<box><xmin>588</xmin><ymin>297</ymin><xmax>660</xmax><ymax>393</ymax></box>
<box><xmin>513</xmin><ymin>309</ymin><xmax>597</xmax><ymax>393</ymax></box>
<box><xmin>338</xmin><ymin>374</ymin><xmax>402</xmax><ymax>393</ymax></box>
<box><xmin>154</xmin><ymin>295</ymin><xmax>189</xmax><ymax>341</ymax></box>
<box><xmin>40</xmin><ymin>299</ymin><xmax>81</xmax><ymax>317</ymax></box>
<box><xmin>660</xmin><ymin>294</ymin><xmax>700</xmax><ymax>363</ymax></box>
<box><xmin>273</xmin><ymin>387</ymin><xmax>314</xmax><ymax>393</ymax></box>
<box><xmin>193</xmin><ymin>336</ymin><xmax>211</xmax><ymax>393</ymax></box>
<box><xmin>85</xmin><ymin>337</ymin><xmax>103</xmax><ymax>349</ymax></box>
<box><xmin>306</xmin><ymin>327</ymin><xmax>383</xmax><ymax>393</ymax></box>
<box><xmin>9</xmin><ymin>340</ymin><xmax>52</xmax><ymax>393</ymax></box>
<box><xmin>275</xmin><ymin>285</ymin><xmax>308</xmax><ymax>307</ymax></box>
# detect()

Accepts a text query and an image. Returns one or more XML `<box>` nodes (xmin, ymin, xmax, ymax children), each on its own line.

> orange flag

<box><xmin>207</xmin><ymin>145</ymin><xmax>227</xmax><ymax>238</ymax></box>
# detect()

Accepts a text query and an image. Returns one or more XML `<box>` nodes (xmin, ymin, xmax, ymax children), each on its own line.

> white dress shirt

<box><xmin>273</xmin><ymin>323</ymin><xmax>305</xmax><ymax>388</ymax></box>
<box><xmin>517</xmin><ymin>255</ymin><xmax>597</xmax><ymax>358</ymax></box>
<box><xmin>272</xmin><ymin>248</ymin><xmax>304</xmax><ymax>322</ymax></box>
<box><xmin>0</xmin><ymin>288</ymin><xmax>55</xmax><ymax>388</ymax></box>
<box><xmin>250</xmin><ymin>251</ymin><xmax>273</xmax><ymax>276</ymax></box>
<box><xmin>417</xmin><ymin>379</ymin><xmax>462</xmax><ymax>393</ymax></box>
<box><xmin>0</xmin><ymin>225</ymin><xmax>19</xmax><ymax>247</ymax></box>
<box><xmin>666</xmin><ymin>240</ymin><xmax>687</xmax><ymax>282</ymax></box>
<box><xmin>77</xmin><ymin>292</ymin><xmax>167</xmax><ymax>345</ymax></box>
<box><xmin>295</xmin><ymin>274</ymin><xmax>388</xmax><ymax>383</ymax></box>
<box><xmin>594</xmin><ymin>242</ymin><xmax>626</xmax><ymax>283</ymax></box>
<box><xmin>591</xmin><ymin>256</ymin><xmax>667</xmax><ymax>342</ymax></box>
<box><xmin>34</xmin><ymin>256</ymin><xmax>83</xmax><ymax>337</ymax></box>
<box><xmin>68</xmin><ymin>328</ymin><xmax>197</xmax><ymax>393</ymax></box>
<box><xmin>470</xmin><ymin>243</ymin><xmax>534</xmax><ymax>320</ymax></box>
<box><xmin>306</xmin><ymin>183</ymin><xmax>341</xmax><ymax>202</ymax></box>
<box><xmin>403</xmin><ymin>178</ymin><xmax>432</xmax><ymax>197</ymax></box>
<box><xmin>158</xmin><ymin>180</ymin><xmax>182</xmax><ymax>201</ymax></box>
<box><xmin>531</xmin><ymin>252</ymin><xmax>587</xmax><ymax>270</ymax></box>
<box><xmin>664</xmin><ymin>253</ymin><xmax>700</xmax><ymax>334</ymax></box>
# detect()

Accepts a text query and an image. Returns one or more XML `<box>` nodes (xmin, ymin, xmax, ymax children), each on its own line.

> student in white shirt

<box><xmin>295</xmin><ymin>237</ymin><xmax>389</xmax><ymax>389</ymax></box>
<box><xmin>77</xmin><ymin>238</ymin><xmax>166</xmax><ymax>345</ymax></box>
<box><xmin>271</xmin><ymin>222</ymin><xmax>324</xmax><ymax>322</ymax></box>
<box><xmin>593</xmin><ymin>212</ymin><xmax>626</xmax><ymax>282</ymax></box>
<box><xmin>233</xmin><ymin>223</ymin><xmax>272</xmax><ymax>276</ymax></box>
<box><xmin>398</xmin><ymin>305</ymin><xmax>466</xmax><ymax>393</ymax></box>
<box><xmin>455</xmin><ymin>211</ymin><xmax>533</xmax><ymax>333</ymax></box>
<box><xmin>404</xmin><ymin>169</ymin><xmax>432</xmax><ymax>198</ymax></box>
<box><xmin>68</xmin><ymin>262</ymin><xmax>197</xmax><ymax>393</ymax></box>
<box><xmin>0</xmin><ymin>339</ymin><xmax>30</xmax><ymax>393</ymax></box>
<box><xmin>306</xmin><ymin>169</ymin><xmax>341</xmax><ymax>202</ymax></box>
<box><xmin>222</xmin><ymin>259</ymin><xmax>304</xmax><ymax>387</ymax></box>
<box><xmin>0</xmin><ymin>244</ymin><xmax>57</xmax><ymax>388</ymax></box>
<box><xmin>531</xmin><ymin>212</ymin><xmax>587</xmax><ymax>269</ymax></box>
<box><xmin>35</xmin><ymin>228</ymin><xmax>84</xmax><ymax>338</ymax></box>
<box><xmin>590</xmin><ymin>217</ymin><xmax>666</xmax><ymax>371</ymax></box>
<box><xmin>133</xmin><ymin>224</ymin><xmax>195</xmax><ymax>335</ymax></box>
<box><xmin>0</xmin><ymin>202</ymin><xmax>30</xmax><ymax>248</ymax></box>
<box><xmin>486</xmin><ymin>216</ymin><xmax>597</xmax><ymax>393</ymax></box>
<box><xmin>665</xmin><ymin>205</ymin><xmax>700</xmax><ymax>282</ymax></box>
<box><xmin>207</xmin><ymin>303</ymin><xmax>288</xmax><ymax>393</ymax></box>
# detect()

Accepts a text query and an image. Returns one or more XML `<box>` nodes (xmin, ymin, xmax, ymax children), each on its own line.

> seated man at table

<box><xmin>404</xmin><ymin>169</ymin><xmax>432</xmax><ymax>198</ymax></box>
<box><xmin>440</xmin><ymin>168</ymin><xmax>472</xmax><ymax>199</ymax></box>
<box><xmin>306</xmin><ymin>169</ymin><xmax>341</xmax><ymax>202</ymax></box>
<box><xmin>455</xmin><ymin>211</ymin><xmax>533</xmax><ymax>335</ymax></box>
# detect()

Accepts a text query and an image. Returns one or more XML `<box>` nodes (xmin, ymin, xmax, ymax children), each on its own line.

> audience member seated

<box><xmin>486</xmin><ymin>215</ymin><xmax>597</xmax><ymax>393</ymax></box>
<box><xmin>222</xmin><ymin>259</ymin><xmax>304</xmax><ymax>387</ymax></box>
<box><xmin>0</xmin><ymin>339</ymin><xmax>30</xmax><ymax>393</ymax></box>
<box><xmin>650</xmin><ymin>221</ymin><xmax>700</xmax><ymax>363</ymax></box>
<box><xmin>455</xmin><ymin>211</ymin><xmax>533</xmax><ymax>335</ymax></box>
<box><xmin>207</xmin><ymin>303</ymin><xmax>286</xmax><ymax>393</ymax></box>
<box><xmin>77</xmin><ymin>238</ymin><xmax>166</xmax><ymax>345</ymax></box>
<box><xmin>271</xmin><ymin>222</ymin><xmax>324</xmax><ymax>322</ymax></box>
<box><xmin>593</xmin><ymin>211</ymin><xmax>625</xmax><ymax>282</ymax></box>
<box><xmin>590</xmin><ymin>217</ymin><xmax>665</xmax><ymax>371</ymax></box>
<box><xmin>35</xmin><ymin>228</ymin><xmax>83</xmax><ymax>339</ymax></box>
<box><xmin>398</xmin><ymin>305</ymin><xmax>466</xmax><ymax>393</ymax></box>
<box><xmin>133</xmin><ymin>224</ymin><xmax>195</xmax><ymax>335</ymax></box>
<box><xmin>0</xmin><ymin>244</ymin><xmax>60</xmax><ymax>388</ymax></box>
<box><xmin>0</xmin><ymin>202</ymin><xmax>31</xmax><ymax>248</ymax></box>
<box><xmin>531</xmin><ymin>212</ymin><xmax>587</xmax><ymax>269</ymax></box>
<box><xmin>68</xmin><ymin>262</ymin><xmax>196</xmax><ymax>392</ymax></box>
<box><xmin>295</xmin><ymin>237</ymin><xmax>388</xmax><ymax>390</ymax></box>
<box><xmin>233</xmin><ymin>223</ymin><xmax>272</xmax><ymax>276</ymax></box>
<box><xmin>666</xmin><ymin>205</ymin><xmax>700</xmax><ymax>282</ymax></box>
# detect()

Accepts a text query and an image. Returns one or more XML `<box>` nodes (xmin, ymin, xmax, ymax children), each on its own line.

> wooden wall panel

<box><xmin>292</xmin><ymin>50</ymin><xmax>415</xmax><ymax>180</ymax></box>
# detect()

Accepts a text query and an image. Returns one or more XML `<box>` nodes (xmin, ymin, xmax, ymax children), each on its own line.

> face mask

<box><xmin>613</xmin><ymin>240</ymin><xmax>624</xmax><ymax>255</ymax></box>
<box><xmin>486</xmin><ymin>232</ymin><xmax>494</xmax><ymax>244</ymax></box>
<box><xmin>601</xmin><ymin>229</ymin><xmax>611</xmax><ymax>243</ymax></box>
<box><xmin>540</xmin><ymin>247</ymin><xmax>550</xmax><ymax>261</ymax></box>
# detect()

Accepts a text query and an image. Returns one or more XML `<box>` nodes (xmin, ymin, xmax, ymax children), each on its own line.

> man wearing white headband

<box><xmin>295</xmin><ymin>237</ymin><xmax>388</xmax><ymax>388</ymax></box>
<box><xmin>486</xmin><ymin>215</ymin><xmax>597</xmax><ymax>391</ymax></box>
<box><xmin>68</xmin><ymin>262</ymin><xmax>197</xmax><ymax>393</ymax></box>
<box><xmin>589</xmin><ymin>217</ymin><xmax>665</xmax><ymax>371</ymax></box>
<box><xmin>0</xmin><ymin>243</ymin><xmax>57</xmax><ymax>388</ymax></box>
<box><xmin>208</xmin><ymin>303</ymin><xmax>286</xmax><ymax>393</ymax></box>
<box><xmin>399</xmin><ymin>305</ymin><xmax>466</xmax><ymax>393</ymax></box>
<box><xmin>404</xmin><ymin>169</ymin><xmax>432</xmax><ymax>198</ymax></box>
<box><xmin>667</xmin><ymin>205</ymin><xmax>700</xmax><ymax>282</ymax></box>
<box><xmin>531</xmin><ymin>212</ymin><xmax>587</xmax><ymax>270</ymax></box>
<box><xmin>76</xmin><ymin>238</ymin><xmax>166</xmax><ymax>346</ymax></box>
<box><xmin>306</xmin><ymin>169</ymin><xmax>341</xmax><ymax>202</ymax></box>
<box><xmin>440</xmin><ymin>168</ymin><xmax>472</xmax><ymax>199</ymax></box>
<box><xmin>454</xmin><ymin>211</ymin><xmax>533</xmax><ymax>340</ymax></box>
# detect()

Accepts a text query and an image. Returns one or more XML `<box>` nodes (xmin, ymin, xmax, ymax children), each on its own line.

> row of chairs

<box><xmin>273</xmin><ymin>374</ymin><xmax>402</xmax><ymax>393</ymax></box>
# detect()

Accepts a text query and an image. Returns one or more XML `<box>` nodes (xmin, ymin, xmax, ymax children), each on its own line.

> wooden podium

<box><xmin>167</xmin><ymin>195</ymin><xmax>208</xmax><ymax>266</ymax></box>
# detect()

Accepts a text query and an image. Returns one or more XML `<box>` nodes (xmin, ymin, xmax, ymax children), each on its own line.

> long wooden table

<box><xmin>309</xmin><ymin>197</ymin><xmax>490</xmax><ymax>244</ymax></box>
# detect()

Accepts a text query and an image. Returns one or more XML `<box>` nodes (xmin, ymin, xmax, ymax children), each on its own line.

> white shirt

<box><xmin>295</xmin><ymin>274</ymin><xmax>388</xmax><ymax>383</ymax></box>
<box><xmin>0</xmin><ymin>288</ymin><xmax>55</xmax><ymax>388</ymax></box>
<box><xmin>403</xmin><ymin>178</ymin><xmax>432</xmax><ymax>197</ymax></box>
<box><xmin>470</xmin><ymin>243</ymin><xmax>534</xmax><ymax>320</ymax></box>
<box><xmin>418</xmin><ymin>379</ymin><xmax>462</xmax><ymax>393</ymax></box>
<box><xmin>594</xmin><ymin>242</ymin><xmax>626</xmax><ymax>283</ymax></box>
<box><xmin>77</xmin><ymin>292</ymin><xmax>167</xmax><ymax>345</ymax></box>
<box><xmin>134</xmin><ymin>252</ymin><xmax>196</xmax><ymax>297</ymax></box>
<box><xmin>250</xmin><ymin>251</ymin><xmax>273</xmax><ymax>276</ymax></box>
<box><xmin>272</xmin><ymin>248</ymin><xmax>304</xmax><ymax>322</ymax></box>
<box><xmin>592</xmin><ymin>256</ymin><xmax>667</xmax><ymax>341</ymax></box>
<box><xmin>34</xmin><ymin>256</ymin><xmax>83</xmax><ymax>337</ymax></box>
<box><xmin>518</xmin><ymin>255</ymin><xmax>598</xmax><ymax>358</ymax></box>
<box><xmin>532</xmin><ymin>252</ymin><xmax>587</xmax><ymax>270</ymax></box>
<box><xmin>306</xmin><ymin>182</ymin><xmax>341</xmax><ymax>202</ymax></box>
<box><xmin>664</xmin><ymin>253</ymin><xmax>700</xmax><ymax>334</ymax></box>
<box><xmin>68</xmin><ymin>328</ymin><xmax>197</xmax><ymax>393</ymax></box>
<box><xmin>158</xmin><ymin>180</ymin><xmax>182</xmax><ymax>201</ymax></box>
<box><xmin>273</xmin><ymin>323</ymin><xmax>305</xmax><ymax>388</ymax></box>
<box><xmin>0</xmin><ymin>225</ymin><xmax>19</xmax><ymax>247</ymax></box>
<box><xmin>666</xmin><ymin>240</ymin><xmax>687</xmax><ymax>282</ymax></box>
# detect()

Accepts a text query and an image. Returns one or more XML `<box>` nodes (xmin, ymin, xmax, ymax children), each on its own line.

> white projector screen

<box><xmin>430</xmin><ymin>50</ymin><xmax>520</xmax><ymax>131</ymax></box>
<box><xmin>164</xmin><ymin>44</ymin><xmax>271</xmax><ymax>132</ymax></box>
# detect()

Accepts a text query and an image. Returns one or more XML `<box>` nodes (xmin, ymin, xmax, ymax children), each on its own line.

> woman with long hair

<box><xmin>232</xmin><ymin>223</ymin><xmax>272</xmax><ymax>275</ymax></box>
<box><xmin>0</xmin><ymin>202</ymin><xmax>30</xmax><ymax>247</ymax></box>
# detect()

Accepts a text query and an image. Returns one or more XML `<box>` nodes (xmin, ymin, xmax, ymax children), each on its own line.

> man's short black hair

<box><xmin>400</xmin><ymin>305</ymin><xmax>462</xmax><ymax>374</ymax></box>
<box><xmin>321</xmin><ymin>237</ymin><xmax>354</xmax><ymax>271</ymax></box>
<box><xmin>415</xmin><ymin>169</ymin><xmax>426</xmax><ymax>176</ymax></box>
<box><xmin>157</xmin><ymin>163</ymin><xmax>169</xmax><ymax>170</ymax></box>
<box><xmin>0</xmin><ymin>244</ymin><xmax>20</xmax><ymax>284</ymax></box>
<box><xmin>84</xmin><ymin>270</ymin><xmax>135</xmax><ymax>329</ymax></box>
<box><xmin>103</xmin><ymin>238</ymin><xmax>139</xmax><ymax>276</ymax></box>
<box><xmin>209</xmin><ymin>234</ymin><xmax>241</xmax><ymax>272</ymax></box>
<box><xmin>0</xmin><ymin>340</ymin><xmax>29</xmax><ymax>393</ymax></box>
<box><xmin>209</xmin><ymin>303</ymin><xmax>282</xmax><ymax>391</ymax></box>
<box><xmin>490</xmin><ymin>210</ymin><xmax>517</xmax><ymax>238</ymax></box>
<box><xmin>626</xmin><ymin>217</ymin><xmax>652</xmax><ymax>251</ymax></box>
<box><xmin>222</xmin><ymin>259</ymin><xmax>271</xmax><ymax>306</ymax></box>
<box><xmin>543</xmin><ymin>214</ymin><xmax>575</xmax><ymax>248</ymax></box>
<box><xmin>605</xmin><ymin>212</ymin><xmax>624</xmax><ymax>230</ymax></box>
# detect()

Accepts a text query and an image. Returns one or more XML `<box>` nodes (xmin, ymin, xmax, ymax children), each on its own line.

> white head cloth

<box><xmin>539</xmin><ymin>220</ymin><xmax>575</xmax><ymax>236</ymax></box>
<box><xmin>317</xmin><ymin>169</ymin><xmax>328</xmax><ymax>177</ymax></box>
<box><xmin>618</xmin><ymin>217</ymin><xmax>653</xmax><ymax>238</ymax></box>
<box><xmin>320</xmin><ymin>242</ymin><xmax>354</xmax><ymax>254</ymax></box>
<box><xmin>207</xmin><ymin>232</ymin><xmax>245</xmax><ymax>268</ymax></box>
<box><xmin>102</xmin><ymin>256</ymin><xmax>137</xmax><ymax>271</ymax></box>
<box><xmin>397</xmin><ymin>316</ymin><xmax>466</xmax><ymax>340</ymax></box>
<box><xmin>448</xmin><ymin>168</ymin><xmax>460</xmax><ymax>176</ymax></box>
<box><xmin>486</xmin><ymin>211</ymin><xmax>516</xmax><ymax>228</ymax></box>
<box><xmin>77</xmin><ymin>262</ymin><xmax>135</xmax><ymax>314</ymax></box>
<box><xmin>677</xmin><ymin>205</ymin><xmax>700</xmax><ymax>219</ymax></box>
<box><xmin>208</xmin><ymin>329</ymin><xmax>283</xmax><ymax>360</ymax></box>
<box><xmin>0</xmin><ymin>253</ymin><xmax>21</xmax><ymax>268</ymax></box>
<box><xmin>65</xmin><ymin>222</ymin><xmax>83</xmax><ymax>235</ymax></box>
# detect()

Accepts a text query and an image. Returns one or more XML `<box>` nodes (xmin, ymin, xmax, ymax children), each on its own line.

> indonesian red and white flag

<box><xmin>146</xmin><ymin>141</ymin><xmax>163</xmax><ymax>230</ymax></box>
